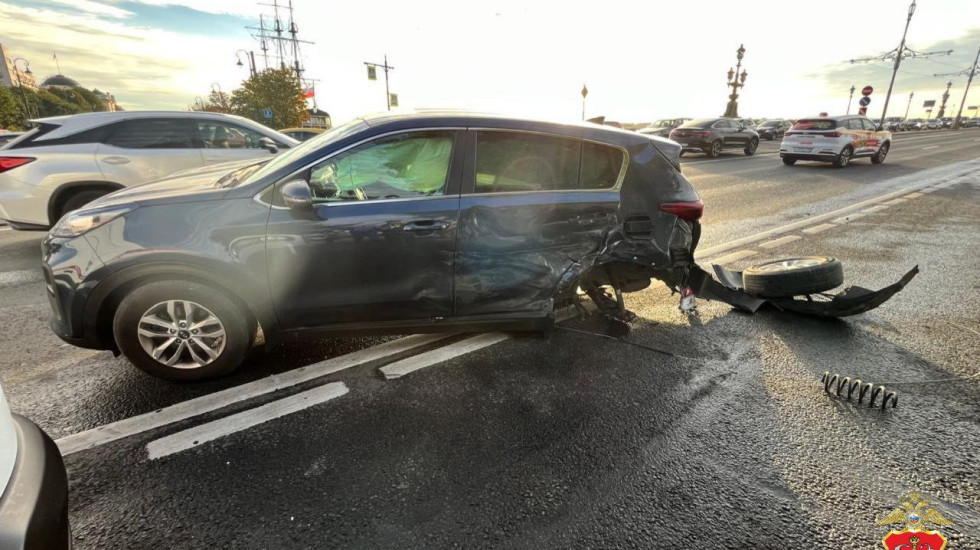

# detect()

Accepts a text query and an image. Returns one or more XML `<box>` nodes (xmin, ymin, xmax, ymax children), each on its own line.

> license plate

<box><xmin>679</xmin><ymin>288</ymin><xmax>696</xmax><ymax>313</ymax></box>
<box><xmin>794</xmin><ymin>147</ymin><xmax>812</xmax><ymax>152</ymax></box>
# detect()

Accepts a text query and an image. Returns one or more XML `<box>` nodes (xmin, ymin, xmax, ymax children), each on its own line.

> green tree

<box><xmin>191</xmin><ymin>90</ymin><xmax>232</xmax><ymax>114</ymax></box>
<box><xmin>230</xmin><ymin>68</ymin><xmax>308</xmax><ymax>129</ymax></box>
<box><xmin>0</xmin><ymin>86</ymin><xmax>24</xmax><ymax>130</ymax></box>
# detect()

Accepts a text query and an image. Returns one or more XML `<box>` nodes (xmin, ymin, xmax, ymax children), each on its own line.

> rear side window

<box><xmin>792</xmin><ymin>119</ymin><xmax>837</xmax><ymax>131</ymax></box>
<box><xmin>474</xmin><ymin>131</ymin><xmax>622</xmax><ymax>193</ymax></box>
<box><xmin>105</xmin><ymin>119</ymin><xmax>197</xmax><ymax>149</ymax></box>
<box><xmin>846</xmin><ymin>119</ymin><xmax>863</xmax><ymax>130</ymax></box>
<box><xmin>7</xmin><ymin>123</ymin><xmax>105</xmax><ymax>149</ymax></box>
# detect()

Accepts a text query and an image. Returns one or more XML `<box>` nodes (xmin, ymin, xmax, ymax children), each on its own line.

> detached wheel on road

<box><xmin>705</xmin><ymin>140</ymin><xmax>723</xmax><ymax>158</ymax></box>
<box><xmin>744</xmin><ymin>138</ymin><xmax>759</xmax><ymax>156</ymax></box>
<box><xmin>742</xmin><ymin>257</ymin><xmax>845</xmax><ymax>298</ymax></box>
<box><xmin>871</xmin><ymin>142</ymin><xmax>889</xmax><ymax>165</ymax></box>
<box><xmin>782</xmin><ymin>156</ymin><xmax>797</xmax><ymax>165</ymax></box>
<box><xmin>113</xmin><ymin>280</ymin><xmax>252</xmax><ymax>381</ymax></box>
<box><xmin>833</xmin><ymin>146</ymin><xmax>853</xmax><ymax>168</ymax></box>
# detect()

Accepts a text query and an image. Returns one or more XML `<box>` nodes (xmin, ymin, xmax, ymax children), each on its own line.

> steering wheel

<box><xmin>492</xmin><ymin>155</ymin><xmax>557</xmax><ymax>192</ymax></box>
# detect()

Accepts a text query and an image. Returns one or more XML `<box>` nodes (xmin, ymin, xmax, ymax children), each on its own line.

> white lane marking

<box><xmin>0</xmin><ymin>226</ymin><xmax>11</xmax><ymax>231</ymax></box>
<box><xmin>709</xmin><ymin>250</ymin><xmax>758</xmax><ymax>265</ymax></box>
<box><xmin>922</xmin><ymin>145</ymin><xmax>940</xmax><ymax>150</ymax></box>
<box><xmin>146</xmin><ymin>382</ymin><xmax>348</xmax><ymax>459</ymax></box>
<box><xmin>681</xmin><ymin>152</ymin><xmax>780</xmax><ymax>165</ymax></box>
<box><xmin>380</xmin><ymin>333</ymin><xmax>510</xmax><ymax>380</ymax></box>
<box><xmin>919</xmin><ymin>187</ymin><xmax>939</xmax><ymax>193</ymax></box>
<box><xmin>0</xmin><ymin>269</ymin><xmax>43</xmax><ymax>288</ymax></box>
<box><xmin>832</xmin><ymin>213</ymin><xmax>865</xmax><ymax>224</ymax></box>
<box><xmin>862</xmin><ymin>205</ymin><xmax>891</xmax><ymax>214</ymax></box>
<box><xmin>883</xmin><ymin>198</ymin><xmax>907</xmax><ymax>205</ymax></box>
<box><xmin>905</xmin><ymin>192</ymin><xmax>924</xmax><ymax>198</ymax></box>
<box><xmin>758</xmin><ymin>235</ymin><xmax>802</xmax><ymax>249</ymax></box>
<box><xmin>55</xmin><ymin>333</ymin><xmax>450</xmax><ymax>456</ymax></box>
<box><xmin>802</xmin><ymin>223</ymin><xmax>837</xmax><ymax>235</ymax></box>
<box><xmin>694</xmin><ymin>160</ymin><xmax>980</xmax><ymax>260</ymax></box>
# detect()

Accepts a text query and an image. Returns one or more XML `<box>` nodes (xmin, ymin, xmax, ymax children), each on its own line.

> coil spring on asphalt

<box><xmin>821</xmin><ymin>372</ymin><xmax>898</xmax><ymax>410</ymax></box>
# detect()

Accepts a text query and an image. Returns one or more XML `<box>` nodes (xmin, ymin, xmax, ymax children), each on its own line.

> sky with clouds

<box><xmin>2</xmin><ymin>0</ymin><xmax>979</xmax><ymax>124</ymax></box>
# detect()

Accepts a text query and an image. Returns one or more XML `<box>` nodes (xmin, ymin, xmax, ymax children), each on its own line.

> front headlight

<box><xmin>50</xmin><ymin>203</ymin><xmax>137</xmax><ymax>238</ymax></box>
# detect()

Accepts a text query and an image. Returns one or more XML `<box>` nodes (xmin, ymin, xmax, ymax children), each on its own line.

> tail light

<box><xmin>659</xmin><ymin>200</ymin><xmax>704</xmax><ymax>221</ymax></box>
<box><xmin>823</xmin><ymin>131</ymin><xmax>842</xmax><ymax>138</ymax></box>
<box><xmin>0</xmin><ymin>157</ymin><xmax>35</xmax><ymax>173</ymax></box>
<box><xmin>783</xmin><ymin>131</ymin><xmax>796</xmax><ymax>137</ymax></box>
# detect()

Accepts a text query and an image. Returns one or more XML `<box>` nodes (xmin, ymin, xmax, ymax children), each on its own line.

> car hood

<box><xmin>90</xmin><ymin>166</ymin><xmax>249</xmax><ymax>209</ymax></box>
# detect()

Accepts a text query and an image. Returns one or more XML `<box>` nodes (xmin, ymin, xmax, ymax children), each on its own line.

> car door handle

<box><xmin>403</xmin><ymin>220</ymin><xmax>449</xmax><ymax>232</ymax></box>
<box><xmin>100</xmin><ymin>156</ymin><xmax>131</xmax><ymax>165</ymax></box>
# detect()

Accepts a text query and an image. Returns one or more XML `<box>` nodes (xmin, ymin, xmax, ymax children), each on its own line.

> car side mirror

<box><xmin>259</xmin><ymin>137</ymin><xmax>278</xmax><ymax>154</ymax></box>
<box><xmin>281</xmin><ymin>180</ymin><xmax>312</xmax><ymax>211</ymax></box>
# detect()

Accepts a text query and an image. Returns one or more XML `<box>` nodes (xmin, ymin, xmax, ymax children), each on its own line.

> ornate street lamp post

<box><xmin>12</xmin><ymin>58</ymin><xmax>34</xmax><ymax>121</ymax></box>
<box><xmin>723</xmin><ymin>45</ymin><xmax>747</xmax><ymax>118</ymax></box>
<box><xmin>847</xmin><ymin>85</ymin><xmax>856</xmax><ymax>114</ymax></box>
<box><xmin>236</xmin><ymin>50</ymin><xmax>257</xmax><ymax>77</ymax></box>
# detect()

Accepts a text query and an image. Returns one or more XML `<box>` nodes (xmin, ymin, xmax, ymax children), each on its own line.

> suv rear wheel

<box><xmin>705</xmin><ymin>140</ymin><xmax>723</xmax><ymax>158</ymax></box>
<box><xmin>744</xmin><ymin>138</ymin><xmax>758</xmax><ymax>156</ymax></box>
<box><xmin>113</xmin><ymin>280</ymin><xmax>252</xmax><ymax>381</ymax></box>
<box><xmin>742</xmin><ymin>257</ymin><xmax>844</xmax><ymax>298</ymax></box>
<box><xmin>833</xmin><ymin>146</ymin><xmax>853</xmax><ymax>168</ymax></box>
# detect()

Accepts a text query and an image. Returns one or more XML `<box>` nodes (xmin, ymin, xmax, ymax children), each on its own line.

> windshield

<box><xmin>241</xmin><ymin>118</ymin><xmax>369</xmax><ymax>185</ymax></box>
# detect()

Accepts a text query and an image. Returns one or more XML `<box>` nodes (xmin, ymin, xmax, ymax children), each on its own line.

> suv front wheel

<box><xmin>113</xmin><ymin>280</ymin><xmax>252</xmax><ymax>381</ymax></box>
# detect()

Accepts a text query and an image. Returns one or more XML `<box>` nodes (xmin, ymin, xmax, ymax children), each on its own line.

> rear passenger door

<box><xmin>846</xmin><ymin>118</ymin><xmax>871</xmax><ymax>154</ymax></box>
<box><xmin>454</xmin><ymin>130</ymin><xmax>624</xmax><ymax>317</ymax></box>
<box><xmin>95</xmin><ymin>118</ymin><xmax>205</xmax><ymax>185</ymax></box>
<box><xmin>713</xmin><ymin>119</ymin><xmax>739</xmax><ymax>147</ymax></box>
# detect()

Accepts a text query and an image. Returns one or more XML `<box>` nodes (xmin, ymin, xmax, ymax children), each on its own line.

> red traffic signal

<box><xmin>862</xmin><ymin>85</ymin><xmax>873</xmax><ymax>96</ymax></box>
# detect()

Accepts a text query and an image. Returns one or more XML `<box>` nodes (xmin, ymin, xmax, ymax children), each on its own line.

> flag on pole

<box><xmin>302</xmin><ymin>86</ymin><xmax>315</xmax><ymax>98</ymax></box>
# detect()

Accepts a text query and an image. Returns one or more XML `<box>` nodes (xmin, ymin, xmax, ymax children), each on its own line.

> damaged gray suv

<box><xmin>41</xmin><ymin>111</ymin><xmax>703</xmax><ymax>379</ymax></box>
<box><xmin>40</xmin><ymin>111</ymin><xmax>916</xmax><ymax>381</ymax></box>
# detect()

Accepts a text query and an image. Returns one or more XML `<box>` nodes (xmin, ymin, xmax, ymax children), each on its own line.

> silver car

<box><xmin>0</xmin><ymin>111</ymin><xmax>297</xmax><ymax>229</ymax></box>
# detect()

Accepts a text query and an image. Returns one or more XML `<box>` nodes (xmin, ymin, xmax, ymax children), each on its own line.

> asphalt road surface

<box><xmin>1</xmin><ymin>129</ymin><xmax>978</xmax><ymax>548</ymax></box>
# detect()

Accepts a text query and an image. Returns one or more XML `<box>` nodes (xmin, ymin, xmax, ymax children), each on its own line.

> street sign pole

<box><xmin>953</xmin><ymin>43</ymin><xmax>980</xmax><ymax>129</ymax></box>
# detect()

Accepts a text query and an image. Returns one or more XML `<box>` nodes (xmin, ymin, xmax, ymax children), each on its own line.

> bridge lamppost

<box><xmin>12</xmin><ymin>58</ymin><xmax>34</xmax><ymax>121</ymax></box>
<box><xmin>723</xmin><ymin>45</ymin><xmax>747</xmax><ymax>118</ymax></box>
<box><xmin>937</xmin><ymin>81</ymin><xmax>952</xmax><ymax>119</ymax></box>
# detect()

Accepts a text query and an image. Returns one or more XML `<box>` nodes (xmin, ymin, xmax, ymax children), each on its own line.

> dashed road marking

<box><xmin>922</xmin><ymin>145</ymin><xmax>940</xmax><ymax>150</ymax></box>
<box><xmin>862</xmin><ymin>205</ymin><xmax>891</xmax><ymax>214</ymax></box>
<box><xmin>380</xmin><ymin>333</ymin><xmax>510</xmax><ymax>380</ymax></box>
<box><xmin>710</xmin><ymin>250</ymin><xmax>758</xmax><ymax>265</ymax></box>
<box><xmin>146</xmin><ymin>382</ymin><xmax>349</xmax><ymax>460</ymax></box>
<box><xmin>905</xmin><ymin>192</ymin><xmax>924</xmax><ymax>198</ymax></box>
<box><xmin>883</xmin><ymin>198</ymin><xmax>907</xmax><ymax>205</ymax></box>
<box><xmin>758</xmin><ymin>235</ymin><xmax>802</xmax><ymax>249</ymax></box>
<box><xmin>802</xmin><ymin>223</ymin><xmax>837</xmax><ymax>235</ymax></box>
<box><xmin>55</xmin><ymin>333</ymin><xmax>451</xmax><ymax>456</ymax></box>
<box><xmin>0</xmin><ymin>269</ymin><xmax>43</xmax><ymax>288</ymax></box>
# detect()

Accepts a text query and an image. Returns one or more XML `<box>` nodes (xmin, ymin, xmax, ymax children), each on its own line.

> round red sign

<box><xmin>862</xmin><ymin>85</ymin><xmax>874</xmax><ymax>96</ymax></box>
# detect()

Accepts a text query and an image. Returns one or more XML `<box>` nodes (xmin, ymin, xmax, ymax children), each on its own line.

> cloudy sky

<box><xmin>3</xmin><ymin>0</ymin><xmax>979</xmax><ymax>124</ymax></box>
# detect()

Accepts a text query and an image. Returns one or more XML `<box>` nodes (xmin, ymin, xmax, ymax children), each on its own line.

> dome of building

<box><xmin>41</xmin><ymin>74</ymin><xmax>80</xmax><ymax>88</ymax></box>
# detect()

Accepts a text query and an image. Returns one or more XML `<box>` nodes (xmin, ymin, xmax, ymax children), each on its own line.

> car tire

<box><xmin>742</xmin><ymin>257</ymin><xmax>844</xmax><ymax>298</ymax></box>
<box><xmin>871</xmin><ymin>142</ymin><xmax>889</xmax><ymax>165</ymax></box>
<box><xmin>833</xmin><ymin>146</ymin><xmax>853</xmax><ymax>168</ymax></box>
<box><xmin>58</xmin><ymin>190</ymin><xmax>111</xmax><ymax>221</ymax></box>
<box><xmin>705</xmin><ymin>140</ymin><xmax>722</xmax><ymax>158</ymax></box>
<box><xmin>744</xmin><ymin>138</ymin><xmax>758</xmax><ymax>156</ymax></box>
<box><xmin>782</xmin><ymin>156</ymin><xmax>797</xmax><ymax>165</ymax></box>
<box><xmin>113</xmin><ymin>280</ymin><xmax>252</xmax><ymax>381</ymax></box>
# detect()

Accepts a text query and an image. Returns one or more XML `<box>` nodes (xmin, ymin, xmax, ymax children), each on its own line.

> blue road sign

<box><xmin>262</xmin><ymin>108</ymin><xmax>273</xmax><ymax>119</ymax></box>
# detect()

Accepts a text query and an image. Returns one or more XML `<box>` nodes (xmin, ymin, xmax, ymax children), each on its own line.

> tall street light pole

<box><xmin>364</xmin><ymin>55</ymin><xmax>395</xmax><ymax>111</ymax></box>
<box><xmin>879</xmin><ymin>0</ymin><xmax>916</xmax><ymax>127</ymax></box>
<box><xmin>953</xmin><ymin>43</ymin><xmax>980</xmax><ymax>129</ymax></box>
<box><xmin>936</xmin><ymin>81</ymin><xmax>952</xmax><ymax>119</ymax></box>
<box><xmin>723</xmin><ymin>45</ymin><xmax>747</xmax><ymax>118</ymax></box>
<box><xmin>847</xmin><ymin>85</ymin><xmax>856</xmax><ymax>114</ymax></box>
<box><xmin>12</xmin><ymin>58</ymin><xmax>33</xmax><ymax>122</ymax></box>
<box><xmin>904</xmin><ymin>91</ymin><xmax>914</xmax><ymax>120</ymax></box>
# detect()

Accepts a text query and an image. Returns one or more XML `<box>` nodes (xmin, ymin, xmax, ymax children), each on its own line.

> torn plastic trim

<box><xmin>688</xmin><ymin>263</ymin><xmax>919</xmax><ymax>317</ymax></box>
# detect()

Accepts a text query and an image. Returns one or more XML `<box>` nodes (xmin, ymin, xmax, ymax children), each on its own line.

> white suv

<box><xmin>779</xmin><ymin>115</ymin><xmax>891</xmax><ymax>168</ymax></box>
<box><xmin>0</xmin><ymin>384</ymin><xmax>70</xmax><ymax>548</ymax></box>
<box><xmin>0</xmin><ymin>111</ymin><xmax>297</xmax><ymax>229</ymax></box>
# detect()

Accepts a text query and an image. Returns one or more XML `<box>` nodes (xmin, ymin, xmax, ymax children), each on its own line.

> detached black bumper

<box><xmin>0</xmin><ymin>415</ymin><xmax>71</xmax><ymax>550</ymax></box>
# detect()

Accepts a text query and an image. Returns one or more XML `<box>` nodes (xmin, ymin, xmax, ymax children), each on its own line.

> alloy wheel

<box><xmin>137</xmin><ymin>300</ymin><xmax>226</xmax><ymax>368</ymax></box>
